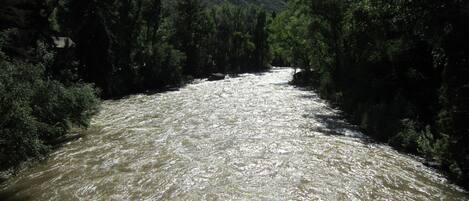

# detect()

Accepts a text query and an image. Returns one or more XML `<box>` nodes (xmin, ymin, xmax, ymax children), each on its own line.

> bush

<box><xmin>390</xmin><ymin>119</ymin><xmax>421</xmax><ymax>153</ymax></box>
<box><xmin>391</xmin><ymin>119</ymin><xmax>451</xmax><ymax>165</ymax></box>
<box><xmin>0</xmin><ymin>51</ymin><xmax>99</xmax><ymax>171</ymax></box>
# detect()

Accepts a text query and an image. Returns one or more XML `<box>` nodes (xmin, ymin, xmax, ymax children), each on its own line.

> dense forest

<box><xmin>273</xmin><ymin>0</ymin><xmax>469</xmax><ymax>187</ymax></box>
<box><xmin>0</xmin><ymin>0</ymin><xmax>271</xmax><ymax>173</ymax></box>
<box><xmin>1</xmin><ymin>0</ymin><xmax>469</xmax><ymax>190</ymax></box>
<box><xmin>203</xmin><ymin>0</ymin><xmax>286</xmax><ymax>11</ymax></box>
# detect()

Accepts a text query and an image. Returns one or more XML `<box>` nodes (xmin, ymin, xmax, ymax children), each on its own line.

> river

<box><xmin>1</xmin><ymin>68</ymin><xmax>467</xmax><ymax>200</ymax></box>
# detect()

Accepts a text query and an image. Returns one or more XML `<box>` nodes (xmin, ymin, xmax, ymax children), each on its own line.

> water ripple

<box><xmin>1</xmin><ymin>68</ymin><xmax>467</xmax><ymax>200</ymax></box>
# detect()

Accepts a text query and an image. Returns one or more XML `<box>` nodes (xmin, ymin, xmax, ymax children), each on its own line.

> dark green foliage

<box><xmin>278</xmin><ymin>0</ymin><xmax>469</xmax><ymax>187</ymax></box>
<box><xmin>202</xmin><ymin>0</ymin><xmax>286</xmax><ymax>11</ymax></box>
<box><xmin>0</xmin><ymin>47</ymin><xmax>99</xmax><ymax>171</ymax></box>
<box><xmin>209</xmin><ymin>4</ymin><xmax>272</xmax><ymax>73</ymax></box>
<box><xmin>57</xmin><ymin>0</ymin><xmax>115</xmax><ymax>95</ymax></box>
<box><xmin>174</xmin><ymin>0</ymin><xmax>209</xmax><ymax>76</ymax></box>
<box><xmin>140</xmin><ymin>42</ymin><xmax>184</xmax><ymax>89</ymax></box>
<box><xmin>0</xmin><ymin>1</ymin><xmax>100</xmax><ymax>172</ymax></box>
<box><xmin>55</xmin><ymin>0</ymin><xmax>272</xmax><ymax>97</ymax></box>
<box><xmin>253</xmin><ymin>10</ymin><xmax>269</xmax><ymax>70</ymax></box>
<box><xmin>0</xmin><ymin>0</ymin><xmax>274</xmax><ymax>173</ymax></box>
<box><xmin>268</xmin><ymin>0</ymin><xmax>315</xmax><ymax>67</ymax></box>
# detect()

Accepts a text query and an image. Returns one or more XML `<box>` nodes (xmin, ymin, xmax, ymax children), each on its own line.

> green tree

<box><xmin>0</xmin><ymin>38</ymin><xmax>99</xmax><ymax>171</ymax></box>
<box><xmin>253</xmin><ymin>10</ymin><xmax>270</xmax><ymax>70</ymax></box>
<box><xmin>58</xmin><ymin>0</ymin><xmax>115</xmax><ymax>96</ymax></box>
<box><xmin>174</xmin><ymin>0</ymin><xmax>207</xmax><ymax>77</ymax></box>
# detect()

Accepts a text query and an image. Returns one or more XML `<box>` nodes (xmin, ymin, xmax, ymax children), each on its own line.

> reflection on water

<box><xmin>1</xmin><ymin>68</ymin><xmax>467</xmax><ymax>200</ymax></box>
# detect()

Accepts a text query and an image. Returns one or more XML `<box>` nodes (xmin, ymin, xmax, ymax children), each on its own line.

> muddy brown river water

<box><xmin>1</xmin><ymin>68</ymin><xmax>468</xmax><ymax>200</ymax></box>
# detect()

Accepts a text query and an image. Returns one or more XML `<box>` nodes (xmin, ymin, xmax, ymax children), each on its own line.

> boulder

<box><xmin>47</xmin><ymin>133</ymin><xmax>84</xmax><ymax>146</ymax></box>
<box><xmin>291</xmin><ymin>70</ymin><xmax>319</xmax><ymax>86</ymax></box>
<box><xmin>208</xmin><ymin>73</ymin><xmax>226</xmax><ymax>81</ymax></box>
<box><xmin>424</xmin><ymin>160</ymin><xmax>441</xmax><ymax>169</ymax></box>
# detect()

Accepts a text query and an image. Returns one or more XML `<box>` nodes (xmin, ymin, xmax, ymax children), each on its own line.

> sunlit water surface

<box><xmin>1</xmin><ymin>68</ymin><xmax>468</xmax><ymax>200</ymax></box>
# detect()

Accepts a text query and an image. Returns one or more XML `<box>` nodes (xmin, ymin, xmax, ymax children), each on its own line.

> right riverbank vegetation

<box><xmin>1</xmin><ymin>0</ymin><xmax>468</xmax><ymax>190</ymax></box>
<box><xmin>272</xmin><ymin>0</ymin><xmax>469</xmax><ymax>188</ymax></box>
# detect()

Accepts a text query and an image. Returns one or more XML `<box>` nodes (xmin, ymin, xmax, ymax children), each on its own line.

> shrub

<box><xmin>0</xmin><ymin>50</ymin><xmax>99</xmax><ymax>171</ymax></box>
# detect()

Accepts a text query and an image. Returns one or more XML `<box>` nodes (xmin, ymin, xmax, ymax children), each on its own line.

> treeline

<box><xmin>202</xmin><ymin>0</ymin><xmax>287</xmax><ymax>12</ymax></box>
<box><xmin>274</xmin><ymin>0</ymin><xmax>469</xmax><ymax>187</ymax></box>
<box><xmin>1</xmin><ymin>0</ymin><xmax>272</xmax><ymax>172</ymax></box>
<box><xmin>54</xmin><ymin>0</ymin><xmax>272</xmax><ymax>97</ymax></box>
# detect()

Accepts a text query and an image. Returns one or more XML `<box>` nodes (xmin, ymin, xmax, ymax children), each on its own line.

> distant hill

<box><xmin>203</xmin><ymin>0</ymin><xmax>287</xmax><ymax>11</ymax></box>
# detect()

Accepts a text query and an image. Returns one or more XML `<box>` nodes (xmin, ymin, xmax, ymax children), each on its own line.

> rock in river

<box><xmin>208</xmin><ymin>73</ymin><xmax>226</xmax><ymax>81</ymax></box>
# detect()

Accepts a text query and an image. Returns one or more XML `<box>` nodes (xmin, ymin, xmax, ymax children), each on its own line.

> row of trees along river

<box><xmin>1</xmin><ymin>0</ymin><xmax>469</xmax><ymax>199</ymax></box>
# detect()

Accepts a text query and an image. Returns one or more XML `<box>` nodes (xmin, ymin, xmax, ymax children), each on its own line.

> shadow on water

<box><xmin>304</xmin><ymin>112</ymin><xmax>364</xmax><ymax>138</ymax></box>
<box><xmin>292</xmin><ymin>85</ymin><xmax>318</xmax><ymax>93</ymax></box>
<box><xmin>0</xmin><ymin>186</ymin><xmax>32</xmax><ymax>201</ymax></box>
<box><xmin>296</xmin><ymin>87</ymin><xmax>377</xmax><ymax>145</ymax></box>
<box><xmin>141</xmin><ymin>86</ymin><xmax>181</xmax><ymax>97</ymax></box>
<box><xmin>106</xmin><ymin>85</ymin><xmax>182</xmax><ymax>101</ymax></box>
<box><xmin>115</xmin><ymin>68</ymin><xmax>278</xmax><ymax>100</ymax></box>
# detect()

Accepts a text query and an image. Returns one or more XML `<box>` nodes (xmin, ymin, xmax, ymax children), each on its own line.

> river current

<box><xmin>1</xmin><ymin>68</ymin><xmax>467</xmax><ymax>200</ymax></box>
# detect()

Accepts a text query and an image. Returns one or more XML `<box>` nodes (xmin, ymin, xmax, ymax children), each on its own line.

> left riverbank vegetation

<box><xmin>1</xmin><ymin>0</ymin><xmax>273</xmax><ymax>173</ymax></box>
<box><xmin>53</xmin><ymin>0</ymin><xmax>273</xmax><ymax>97</ymax></box>
<box><xmin>0</xmin><ymin>32</ymin><xmax>99</xmax><ymax>172</ymax></box>
<box><xmin>272</xmin><ymin>0</ymin><xmax>469</xmax><ymax>188</ymax></box>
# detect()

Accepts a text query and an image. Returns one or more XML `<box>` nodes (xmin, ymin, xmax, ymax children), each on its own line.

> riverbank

<box><xmin>291</xmin><ymin>70</ymin><xmax>469</xmax><ymax>190</ymax></box>
<box><xmin>0</xmin><ymin>67</ymin><xmax>271</xmax><ymax>185</ymax></box>
<box><xmin>0</xmin><ymin>128</ymin><xmax>88</xmax><ymax>184</ymax></box>
<box><xmin>1</xmin><ymin>68</ymin><xmax>467</xmax><ymax>200</ymax></box>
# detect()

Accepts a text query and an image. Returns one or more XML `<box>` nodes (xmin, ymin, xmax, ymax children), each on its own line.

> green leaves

<box><xmin>0</xmin><ymin>48</ymin><xmax>99</xmax><ymax>171</ymax></box>
<box><xmin>282</xmin><ymin>0</ymin><xmax>469</xmax><ymax>187</ymax></box>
